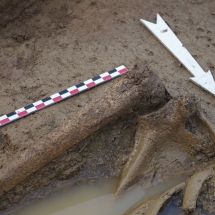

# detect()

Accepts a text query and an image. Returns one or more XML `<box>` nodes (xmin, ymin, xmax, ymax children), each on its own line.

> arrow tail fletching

<box><xmin>156</xmin><ymin>13</ymin><xmax>169</xmax><ymax>29</ymax></box>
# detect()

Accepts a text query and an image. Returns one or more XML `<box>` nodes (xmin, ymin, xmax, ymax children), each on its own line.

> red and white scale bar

<box><xmin>0</xmin><ymin>65</ymin><xmax>128</xmax><ymax>127</ymax></box>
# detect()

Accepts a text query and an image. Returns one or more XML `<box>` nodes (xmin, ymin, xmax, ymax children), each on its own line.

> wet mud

<box><xmin>0</xmin><ymin>62</ymin><xmax>168</xmax><ymax>212</ymax></box>
<box><xmin>0</xmin><ymin>114</ymin><xmax>138</xmax><ymax>212</ymax></box>
<box><xmin>0</xmin><ymin>63</ymin><xmax>167</xmax><ymax>197</ymax></box>
<box><xmin>1</xmin><ymin>0</ymin><xmax>215</xmax><ymax>214</ymax></box>
<box><xmin>2</xmin><ymin>75</ymin><xmax>215</xmax><ymax>215</ymax></box>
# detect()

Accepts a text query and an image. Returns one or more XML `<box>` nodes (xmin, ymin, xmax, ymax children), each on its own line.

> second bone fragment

<box><xmin>116</xmin><ymin>94</ymin><xmax>215</xmax><ymax>196</ymax></box>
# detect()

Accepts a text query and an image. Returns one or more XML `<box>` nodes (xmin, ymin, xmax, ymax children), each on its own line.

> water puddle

<box><xmin>5</xmin><ymin>175</ymin><xmax>188</xmax><ymax>215</ymax></box>
<box><xmin>158</xmin><ymin>191</ymin><xmax>183</xmax><ymax>215</ymax></box>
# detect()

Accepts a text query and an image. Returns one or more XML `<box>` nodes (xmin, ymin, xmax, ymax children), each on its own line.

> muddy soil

<box><xmin>0</xmin><ymin>114</ymin><xmax>138</xmax><ymax>212</ymax></box>
<box><xmin>0</xmin><ymin>0</ymin><xmax>215</xmax><ymax>214</ymax></box>
<box><xmin>195</xmin><ymin>177</ymin><xmax>215</xmax><ymax>215</ymax></box>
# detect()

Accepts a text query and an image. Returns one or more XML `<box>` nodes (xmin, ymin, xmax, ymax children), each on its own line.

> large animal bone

<box><xmin>0</xmin><ymin>64</ymin><xmax>167</xmax><ymax>197</ymax></box>
<box><xmin>119</xmin><ymin>95</ymin><xmax>215</xmax><ymax>215</ymax></box>
<box><xmin>183</xmin><ymin>164</ymin><xmax>215</xmax><ymax>213</ymax></box>
<box><xmin>115</xmin><ymin>93</ymin><xmax>215</xmax><ymax>196</ymax></box>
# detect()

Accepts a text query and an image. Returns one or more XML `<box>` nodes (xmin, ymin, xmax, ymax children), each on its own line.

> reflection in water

<box><xmin>7</xmin><ymin>176</ymin><xmax>188</xmax><ymax>215</ymax></box>
<box><xmin>158</xmin><ymin>191</ymin><xmax>183</xmax><ymax>215</ymax></box>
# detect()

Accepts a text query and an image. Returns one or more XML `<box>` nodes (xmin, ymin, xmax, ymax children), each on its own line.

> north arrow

<box><xmin>140</xmin><ymin>14</ymin><xmax>215</xmax><ymax>96</ymax></box>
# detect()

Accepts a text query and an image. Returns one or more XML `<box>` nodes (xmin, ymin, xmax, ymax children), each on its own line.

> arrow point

<box><xmin>190</xmin><ymin>71</ymin><xmax>215</xmax><ymax>95</ymax></box>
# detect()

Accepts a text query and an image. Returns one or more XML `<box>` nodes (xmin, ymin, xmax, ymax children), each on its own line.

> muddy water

<box><xmin>6</xmin><ymin>176</ymin><xmax>188</xmax><ymax>215</ymax></box>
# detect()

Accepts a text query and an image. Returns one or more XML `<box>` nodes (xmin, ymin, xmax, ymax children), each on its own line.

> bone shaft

<box><xmin>0</xmin><ymin>65</ymin><xmax>166</xmax><ymax>196</ymax></box>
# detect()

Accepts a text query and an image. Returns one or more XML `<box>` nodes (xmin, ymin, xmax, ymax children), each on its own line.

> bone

<box><xmin>125</xmin><ymin>182</ymin><xmax>185</xmax><ymax>215</ymax></box>
<box><xmin>115</xmin><ymin>95</ymin><xmax>200</xmax><ymax>196</ymax></box>
<box><xmin>0</xmin><ymin>64</ymin><xmax>166</xmax><ymax>197</ymax></box>
<box><xmin>145</xmin><ymin>182</ymin><xmax>186</xmax><ymax>215</ymax></box>
<box><xmin>183</xmin><ymin>165</ymin><xmax>215</xmax><ymax>213</ymax></box>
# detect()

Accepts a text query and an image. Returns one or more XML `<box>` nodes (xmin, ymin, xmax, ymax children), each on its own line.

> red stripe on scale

<box><xmin>0</xmin><ymin>118</ymin><xmax>9</xmax><ymax>125</ymax></box>
<box><xmin>35</xmin><ymin>103</ymin><xmax>45</xmax><ymax>109</ymax></box>
<box><xmin>70</xmin><ymin>89</ymin><xmax>79</xmax><ymax>94</ymax></box>
<box><xmin>102</xmin><ymin>75</ymin><xmax>112</xmax><ymax>81</ymax></box>
<box><xmin>86</xmin><ymin>82</ymin><xmax>96</xmax><ymax>88</ymax></box>
<box><xmin>53</xmin><ymin>96</ymin><xmax>62</xmax><ymax>102</ymax></box>
<box><xmin>17</xmin><ymin>110</ymin><xmax>28</xmax><ymax>117</ymax></box>
<box><xmin>119</xmin><ymin>68</ymin><xmax>128</xmax><ymax>74</ymax></box>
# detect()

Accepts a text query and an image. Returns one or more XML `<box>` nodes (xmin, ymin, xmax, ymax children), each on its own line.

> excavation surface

<box><xmin>0</xmin><ymin>0</ymin><xmax>215</xmax><ymax>214</ymax></box>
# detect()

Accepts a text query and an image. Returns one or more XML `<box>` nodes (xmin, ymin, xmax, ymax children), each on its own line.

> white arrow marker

<box><xmin>140</xmin><ymin>14</ymin><xmax>215</xmax><ymax>96</ymax></box>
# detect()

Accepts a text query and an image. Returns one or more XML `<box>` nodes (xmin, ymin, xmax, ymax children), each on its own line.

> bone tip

<box><xmin>114</xmin><ymin>184</ymin><xmax>125</xmax><ymax>197</ymax></box>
